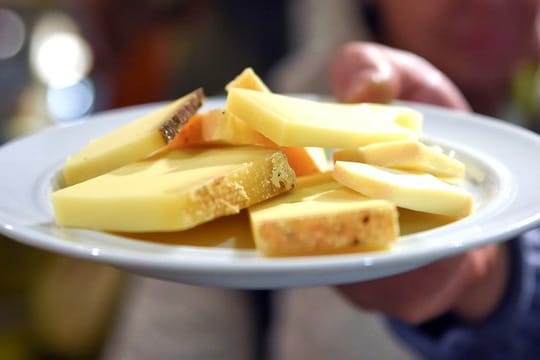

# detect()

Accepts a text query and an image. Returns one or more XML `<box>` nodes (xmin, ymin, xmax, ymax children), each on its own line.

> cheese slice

<box><xmin>169</xmin><ymin>109</ymin><xmax>274</xmax><ymax>147</ymax></box>
<box><xmin>333</xmin><ymin>161</ymin><xmax>473</xmax><ymax>217</ymax></box>
<box><xmin>172</xmin><ymin>69</ymin><xmax>329</xmax><ymax>176</ymax></box>
<box><xmin>225</xmin><ymin>67</ymin><xmax>271</xmax><ymax>93</ymax></box>
<box><xmin>52</xmin><ymin>146</ymin><xmax>296</xmax><ymax>232</ymax></box>
<box><xmin>333</xmin><ymin>140</ymin><xmax>465</xmax><ymax>179</ymax></box>
<box><xmin>249</xmin><ymin>173</ymin><xmax>398</xmax><ymax>256</ymax></box>
<box><xmin>62</xmin><ymin>88</ymin><xmax>204</xmax><ymax>186</ymax></box>
<box><xmin>226</xmin><ymin>88</ymin><xmax>422</xmax><ymax>148</ymax></box>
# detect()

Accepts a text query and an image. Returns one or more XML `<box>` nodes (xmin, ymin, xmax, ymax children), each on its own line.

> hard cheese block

<box><xmin>226</xmin><ymin>88</ymin><xmax>422</xmax><ymax>148</ymax></box>
<box><xmin>249</xmin><ymin>173</ymin><xmax>398</xmax><ymax>256</ymax></box>
<box><xmin>53</xmin><ymin>146</ymin><xmax>296</xmax><ymax>232</ymax></box>
<box><xmin>333</xmin><ymin>161</ymin><xmax>473</xmax><ymax>217</ymax></box>
<box><xmin>333</xmin><ymin>140</ymin><xmax>465</xmax><ymax>179</ymax></box>
<box><xmin>62</xmin><ymin>88</ymin><xmax>204</xmax><ymax>186</ymax></box>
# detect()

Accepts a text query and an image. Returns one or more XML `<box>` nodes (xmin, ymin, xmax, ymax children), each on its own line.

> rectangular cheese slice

<box><xmin>62</xmin><ymin>89</ymin><xmax>204</xmax><ymax>186</ymax></box>
<box><xmin>333</xmin><ymin>140</ymin><xmax>465</xmax><ymax>179</ymax></box>
<box><xmin>248</xmin><ymin>173</ymin><xmax>398</xmax><ymax>256</ymax></box>
<box><xmin>226</xmin><ymin>88</ymin><xmax>422</xmax><ymax>148</ymax></box>
<box><xmin>52</xmin><ymin>146</ymin><xmax>296</xmax><ymax>232</ymax></box>
<box><xmin>333</xmin><ymin>161</ymin><xmax>473</xmax><ymax>217</ymax></box>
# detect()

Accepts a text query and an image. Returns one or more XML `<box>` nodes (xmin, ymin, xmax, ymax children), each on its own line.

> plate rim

<box><xmin>1</xmin><ymin>98</ymin><xmax>540</xmax><ymax>287</ymax></box>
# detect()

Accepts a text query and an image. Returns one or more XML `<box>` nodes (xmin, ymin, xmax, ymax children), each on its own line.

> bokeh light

<box><xmin>0</xmin><ymin>8</ymin><xmax>26</xmax><ymax>59</ymax></box>
<box><xmin>47</xmin><ymin>78</ymin><xmax>95</xmax><ymax>121</ymax></box>
<box><xmin>30</xmin><ymin>12</ymin><xmax>93</xmax><ymax>88</ymax></box>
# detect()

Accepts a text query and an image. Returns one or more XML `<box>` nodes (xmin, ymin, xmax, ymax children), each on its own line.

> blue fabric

<box><xmin>387</xmin><ymin>229</ymin><xmax>540</xmax><ymax>359</ymax></box>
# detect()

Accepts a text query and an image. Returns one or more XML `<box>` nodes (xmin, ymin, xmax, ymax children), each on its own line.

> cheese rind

<box><xmin>62</xmin><ymin>89</ymin><xmax>204</xmax><ymax>186</ymax></box>
<box><xmin>333</xmin><ymin>161</ymin><xmax>473</xmax><ymax>217</ymax></box>
<box><xmin>226</xmin><ymin>88</ymin><xmax>422</xmax><ymax>148</ymax></box>
<box><xmin>333</xmin><ymin>140</ymin><xmax>465</xmax><ymax>178</ymax></box>
<box><xmin>53</xmin><ymin>146</ymin><xmax>296</xmax><ymax>232</ymax></box>
<box><xmin>248</xmin><ymin>173</ymin><xmax>398</xmax><ymax>256</ymax></box>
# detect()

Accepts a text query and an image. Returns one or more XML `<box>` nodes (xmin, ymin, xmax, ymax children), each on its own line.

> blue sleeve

<box><xmin>386</xmin><ymin>229</ymin><xmax>540</xmax><ymax>359</ymax></box>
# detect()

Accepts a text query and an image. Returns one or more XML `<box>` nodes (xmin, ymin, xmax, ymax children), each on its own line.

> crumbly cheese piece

<box><xmin>52</xmin><ymin>146</ymin><xmax>296</xmax><ymax>232</ymax></box>
<box><xmin>333</xmin><ymin>161</ymin><xmax>473</xmax><ymax>218</ymax></box>
<box><xmin>333</xmin><ymin>140</ymin><xmax>465</xmax><ymax>179</ymax></box>
<box><xmin>226</xmin><ymin>88</ymin><xmax>422</xmax><ymax>148</ymax></box>
<box><xmin>62</xmin><ymin>89</ymin><xmax>204</xmax><ymax>186</ymax></box>
<box><xmin>248</xmin><ymin>173</ymin><xmax>398</xmax><ymax>256</ymax></box>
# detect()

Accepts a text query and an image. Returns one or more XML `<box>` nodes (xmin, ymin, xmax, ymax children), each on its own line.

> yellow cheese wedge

<box><xmin>225</xmin><ymin>67</ymin><xmax>271</xmax><ymax>93</ymax></box>
<box><xmin>52</xmin><ymin>146</ymin><xmax>296</xmax><ymax>232</ymax></box>
<box><xmin>62</xmin><ymin>89</ymin><xmax>204</xmax><ymax>186</ymax></box>
<box><xmin>333</xmin><ymin>161</ymin><xmax>473</xmax><ymax>217</ymax></box>
<box><xmin>248</xmin><ymin>173</ymin><xmax>398</xmax><ymax>256</ymax></box>
<box><xmin>333</xmin><ymin>140</ymin><xmax>465</xmax><ymax>179</ymax></box>
<box><xmin>226</xmin><ymin>88</ymin><xmax>422</xmax><ymax>148</ymax></box>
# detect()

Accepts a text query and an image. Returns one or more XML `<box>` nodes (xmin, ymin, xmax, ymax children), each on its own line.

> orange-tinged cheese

<box><xmin>281</xmin><ymin>146</ymin><xmax>329</xmax><ymax>176</ymax></box>
<box><xmin>169</xmin><ymin>109</ymin><xmax>274</xmax><ymax>147</ymax></box>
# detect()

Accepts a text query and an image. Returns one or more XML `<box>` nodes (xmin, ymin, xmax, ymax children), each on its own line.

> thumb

<box><xmin>330</xmin><ymin>42</ymin><xmax>471</xmax><ymax>111</ymax></box>
<box><xmin>330</xmin><ymin>42</ymin><xmax>400</xmax><ymax>104</ymax></box>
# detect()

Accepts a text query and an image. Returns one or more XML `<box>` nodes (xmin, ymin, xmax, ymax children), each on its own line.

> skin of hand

<box><xmin>330</xmin><ymin>42</ymin><xmax>509</xmax><ymax>324</ymax></box>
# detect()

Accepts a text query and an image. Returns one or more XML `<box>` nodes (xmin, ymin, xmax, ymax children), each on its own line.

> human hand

<box><xmin>329</xmin><ymin>42</ymin><xmax>507</xmax><ymax>324</ymax></box>
<box><xmin>330</xmin><ymin>42</ymin><xmax>471</xmax><ymax>111</ymax></box>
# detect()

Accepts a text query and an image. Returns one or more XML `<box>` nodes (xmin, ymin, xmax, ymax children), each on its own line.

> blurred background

<box><xmin>0</xmin><ymin>1</ymin><xmax>366</xmax><ymax>359</ymax></box>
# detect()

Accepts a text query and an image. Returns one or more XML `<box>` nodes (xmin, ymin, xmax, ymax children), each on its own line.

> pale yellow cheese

<box><xmin>249</xmin><ymin>173</ymin><xmax>398</xmax><ymax>256</ymax></box>
<box><xmin>333</xmin><ymin>161</ymin><xmax>473</xmax><ymax>217</ymax></box>
<box><xmin>226</xmin><ymin>88</ymin><xmax>422</xmax><ymax>148</ymax></box>
<box><xmin>62</xmin><ymin>89</ymin><xmax>204</xmax><ymax>186</ymax></box>
<box><xmin>52</xmin><ymin>146</ymin><xmax>296</xmax><ymax>232</ymax></box>
<box><xmin>225</xmin><ymin>67</ymin><xmax>271</xmax><ymax>93</ymax></box>
<box><xmin>333</xmin><ymin>140</ymin><xmax>465</xmax><ymax>179</ymax></box>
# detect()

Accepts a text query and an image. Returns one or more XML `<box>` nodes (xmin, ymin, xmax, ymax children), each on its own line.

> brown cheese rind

<box><xmin>160</xmin><ymin>88</ymin><xmax>205</xmax><ymax>143</ymax></box>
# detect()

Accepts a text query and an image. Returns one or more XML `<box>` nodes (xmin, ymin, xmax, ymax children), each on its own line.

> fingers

<box><xmin>336</xmin><ymin>244</ymin><xmax>505</xmax><ymax>324</ymax></box>
<box><xmin>329</xmin><ymin>42</ymin><xmax>399</xmax><ymax>104</ymax></box>
<box><xmin>329</xmin><ymin>42</ymin><xmax>471</xmax><ymax>111</ymax></box>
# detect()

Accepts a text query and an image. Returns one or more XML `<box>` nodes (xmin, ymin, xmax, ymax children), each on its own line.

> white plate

<box><xmin>1</xmin><ymin>98</ymin><xmax>540</xmax><ymax>289</ymax></box>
